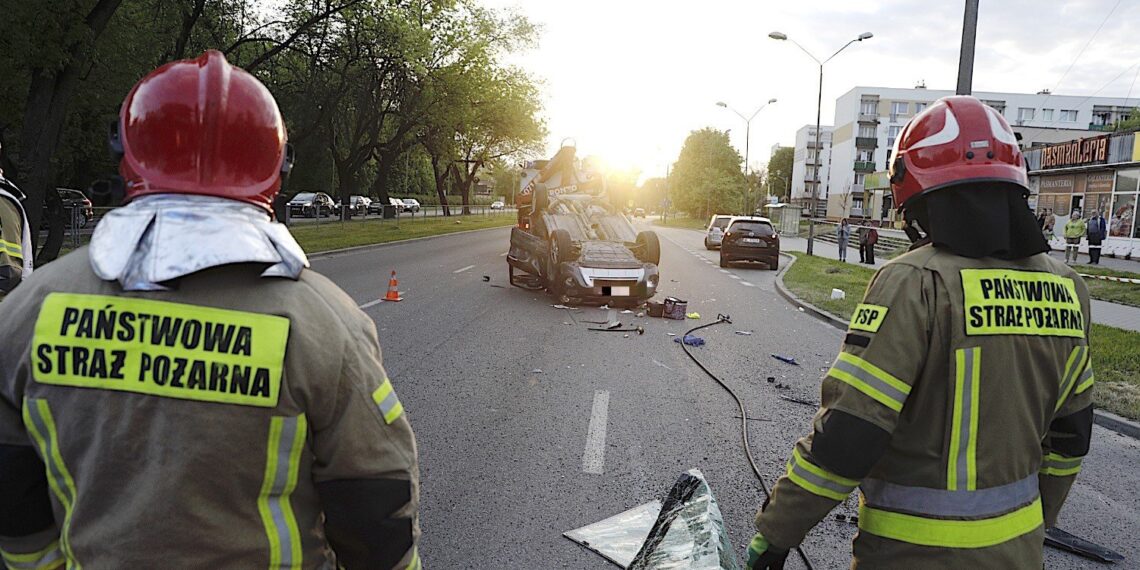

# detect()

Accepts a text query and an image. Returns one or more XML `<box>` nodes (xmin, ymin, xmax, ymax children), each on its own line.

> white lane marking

<box><xmin>741</xmin><ymin>281</ymin><xmax>755</xmax><ymax>287</ymax></box>
<box><xmin>358</xmin><ymin>299</ymin><xmax>384</xmax><ymax>309</ymax></box>
<box><xmin>730</xmin><ymin>275</ymin><xmax>741</xmax><ymax>280</ymax></box>
<box><xmin>582</xmin><ymin>390</ymin><xmax>611</xmax><ymax>475</ymax></box>
<box><xmin>454</xmin><ymin>264</ymin><xmax>476</xmax><ymax>274</ymax></box>
<box><xmin>719</xmin><ymin>269</ymin><xmax>730</xmax><ymax>274</ymax></box>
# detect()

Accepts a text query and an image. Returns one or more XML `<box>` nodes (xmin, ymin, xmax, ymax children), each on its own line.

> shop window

<box><xmin>1116</xmin><ymin>169</ymin><xmax>1140</xmax><ymax>193</ymax></box>
<box><xmin>1110</xmin><ymin>193</ymin><xmax>1136</xmax><ymax>237</ymax></box>
<box><xmin>1037</xmin><ymin>194</ymin><xmax>1055</xmax><ymax>216</ymax></box>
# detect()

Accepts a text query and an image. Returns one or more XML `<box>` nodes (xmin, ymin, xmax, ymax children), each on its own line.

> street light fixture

<box><xmin>716</xmin><ymin>98</ymin><xmax>778</xmax><ymax>215</ymax></box>
<box><xmin>770</xmin><ymin>30</ymin><xmax>872</xmax><ymax>255</ymax></box>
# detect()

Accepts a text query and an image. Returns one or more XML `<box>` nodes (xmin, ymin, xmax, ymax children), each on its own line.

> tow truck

<box><xmin>507</xmin><ymin>144</ymin><xmax>661</xmax><ymax>307</ymax></box>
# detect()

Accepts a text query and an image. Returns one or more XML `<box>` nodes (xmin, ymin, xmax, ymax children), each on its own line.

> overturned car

<box><xmin>508</xmin><ymin>146</ymin><xmax>660</xmax><ymax>307</ymax></box>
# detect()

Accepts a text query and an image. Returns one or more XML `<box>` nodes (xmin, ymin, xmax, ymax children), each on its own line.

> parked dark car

<box><xmin>719</xmin><ymin>216</ymin><xmax>780</xmax><ymax>270</ymax></box>
<box><xmin>337</xmin><ymin>195</ymin><xmax>369</xmax><ymax>217</ymax></box>
<box><xmin>40</xmin><ymin>188</ymin><xmax>94</xmax><ymax>229</ymax></box>
<box><xmin>287</xmin><ymin>192</ymin><xmax>334</xmax><ymax>218</ymax></box>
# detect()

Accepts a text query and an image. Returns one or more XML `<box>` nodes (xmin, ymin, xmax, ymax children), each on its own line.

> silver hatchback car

<box><xmin>704</xmin><ymin>215</ymin><xmax>733</xmax><ymax>249</ymax></box>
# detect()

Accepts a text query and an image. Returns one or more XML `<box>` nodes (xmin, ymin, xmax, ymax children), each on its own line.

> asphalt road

<box><xmin>309</xmin><ymin>220</ymin><xmax>1140</xmax><ymax>569</ymax></box>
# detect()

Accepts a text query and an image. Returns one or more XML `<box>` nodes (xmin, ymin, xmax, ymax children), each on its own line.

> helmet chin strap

<box><xmin>903</xmin><ymin>208</ymin><xmax>929</xmax><ymax>245</ymax></box>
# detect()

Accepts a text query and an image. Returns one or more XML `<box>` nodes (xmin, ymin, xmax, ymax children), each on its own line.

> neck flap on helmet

<box><xmin>903</xmin><ymin>182</ymin><xmax>1048</xmax><ymax>260</ymax></box>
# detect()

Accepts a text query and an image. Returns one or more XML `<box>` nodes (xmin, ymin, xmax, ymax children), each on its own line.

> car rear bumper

<box><xmin>722</xmin><ymin>244</ymin><xmax>779</xmax><ymax>265</ymax></box>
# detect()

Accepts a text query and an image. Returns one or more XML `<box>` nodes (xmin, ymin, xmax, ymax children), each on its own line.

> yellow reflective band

<box><xmin>1</xmin><ymin>541</ymin><xmax>64</xmax><ymax>570</ymax></box>
<box><xmin>1056</xmin><ymin>346</ymin><xmax>1089</xmax><ymax>413</ymax></box>
<box><xmin>849</xmin><ymin>303</ymin><xmax>889</xmax><ymax>333</ymax></box>
<box><xmin>0</xmin><ymin>238</ymin><xmax>22</xmax><ymax>258</ymax></box>
<box><xmin>961</xmin><ymin>269</ymin><xmax>1084</xmax><ymax>338</ymax></box>
<box><xmin>406</xmin><ymin>546</ymin><xmax>421</xmax><ymax>570</ymax></box>
<box><xmin>32</xmin><ymin>293</ymin><xmax>290</xmax><ymax>408</ymax></box>
<box><xmin>373</xmin><ymin>378</ymin><xmax>405</xmax><ymax>424</ymax></box>
<box><xmin>829</xmin><ymin>353</ymin><xmax>911</xmax><ymax>413</ymax></box>
<box><xmin>859</xmin><ymin>497</ymin><xmax>1044</xmax><ymax>548</ymax></box>
<box><xmin>786</xmin><ymin>448</ymin><xmax>858</xmax><ymax>501</ymax></box>
<box><xmin>22</xmin><ymin>400</ymin><xmax>80</xmax><ymax>569</ymax></box>
<box><xmin>947</xmin><ymin>348</ymin><xmax>981</xmax><ymax>491</ymax></box>
<box><xmin>1075</xmin><ymin>368</ymin><xmax>1095</xmax><ymax>395</ymax></box>
<box><xmin>258</xmin><ymin>415</ymin><xmax>307</xmax><ymax>570</ymax></box>
<box><xmin>1041</xmin><ymin>452</ymin><xmax>1083</xmax><ymax>477</ymax></box>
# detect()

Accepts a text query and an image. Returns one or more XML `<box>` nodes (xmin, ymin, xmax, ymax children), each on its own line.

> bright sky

<box><xmin>482</xmin><ymin>0</ymin><xmax>1140</xmax><ymax>180</ymax></box>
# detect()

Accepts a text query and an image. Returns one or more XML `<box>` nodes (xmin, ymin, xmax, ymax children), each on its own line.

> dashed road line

<box><xmin>358</xmin><ymin>299</ymin><xmax>384</xmax><ymax>309</ymax></box>
<box><xmin>454</xmin><ymin>264</ymin><xmax>476</xmax><ymax>273</ymax></box>
<box><xmin>741</xmin><ymin>281</ymin><xmax>755</xmax><ymax>287</ymax></box>
<box><xmin>730</xmin><ymin>275</ymin><xmax>741</xmax><ymax>280</ymax></box>
<box><xmin>582</xmin><ymin>390</ymin><xmax>610</xmax><ymax>475</ymax></box>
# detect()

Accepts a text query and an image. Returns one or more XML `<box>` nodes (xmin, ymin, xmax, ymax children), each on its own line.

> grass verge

<box><xmin>782</xmin><ymin>253</ymin><xmax>876</xmax><ymax>320</ymax></box>
<box><xmin>1073</xmin><ymin>264</ymin><xmax>1140</xmax><ymax>308</ymax></box>
<box><xmin>782</xmin><ymin>253</ymin><xmax>1140</xmax><ymax>420</ymax></box>
<box><xmin>290</xmin><ymin>214</ymin><xmax>515</xmax><ymax>253</ymax></box>
<box><xmin>653</xmin><ymin>216</ymin><xmax>706</xmax><ymax>232</ymax></box>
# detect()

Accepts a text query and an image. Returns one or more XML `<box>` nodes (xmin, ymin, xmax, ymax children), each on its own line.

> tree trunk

<box><xmin>431</xmin><ymin>157</ymin><xmax>450</xmax><ymax>216</ymax></box>
<box><xmin>17</xmin><ymin>0</ymin><xmax>123</xmax><ymax>265</ymax></box>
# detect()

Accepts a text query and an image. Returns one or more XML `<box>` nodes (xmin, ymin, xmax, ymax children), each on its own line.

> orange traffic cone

<box><xmin>384</xmin><ymin>270</ymin><xmax>403</xmax><ymax>302</ymax></box>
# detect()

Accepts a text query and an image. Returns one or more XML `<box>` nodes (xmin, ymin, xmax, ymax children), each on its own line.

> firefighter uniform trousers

<box><xmin>0</xmin><ymin>249</ymin><xmax>420</xmax><ymax>569</ymax></box>
<box><xmin>757</xmin><ymin>244</ymin><xmax>1095</xmax><ymax>569</ymax></box>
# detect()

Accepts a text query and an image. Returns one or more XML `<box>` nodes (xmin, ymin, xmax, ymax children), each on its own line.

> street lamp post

<box><xmin>770</xmin><ymin>30</ymin><xmax>872</xmax><ymax>255</ymax></box>
<box><xmin>717</xmin><ymin>98</ymin><xmax>777</xmax><ymax>215</ymax></box>
<box><xmin>770</xmin><ymin>174</ymin><xmax>790</xmax><ymax>201</ymax></box>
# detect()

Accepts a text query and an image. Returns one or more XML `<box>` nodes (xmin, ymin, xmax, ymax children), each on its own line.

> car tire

<box><xmin>550</xmin><ymin>229</ymin><xmax>574</xmax><ymax>265</ymax></box>
<box><xmin>769</xmin><ymin>258</ymin><xmax>779</xmax><ymax>271</ymax></box>
<box><xmin>720</xmin><ymin>254</ymin><xmax>729</xmax><ymax>268</ymax></box>
<box><xmin>636</xmin><ymin>231</ymin><xmax>661</xmax><ymax>265</ymax></box>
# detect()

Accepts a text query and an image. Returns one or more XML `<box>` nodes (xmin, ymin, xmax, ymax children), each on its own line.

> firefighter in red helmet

<box><xmin>747</xmin><ymin>96</ymin><xmax>1093</xmax><ymax>569</ymax></box>
<box><xmin>0</xmin><ymin>51</ymin><xmax>420</xmax><ymax>569</ymax></box>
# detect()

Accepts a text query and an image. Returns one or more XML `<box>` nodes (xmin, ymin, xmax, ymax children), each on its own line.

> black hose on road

<box><xmin>678</xmin><ymin>314</ymin><xmax>816</xmax><ymax>570</ymax></box>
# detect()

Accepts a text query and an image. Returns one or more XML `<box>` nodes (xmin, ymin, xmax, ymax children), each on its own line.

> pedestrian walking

<box><xmin>837</xmin><ymin>219</ymin><xmax>851</xmax><ymax>262</ymax></box>
<box><xmin>1064</xmin><ymin>210</ymin><xmax>1085</xmax><ymax>264</ymax></box>
<box><xmin>747</xmin><ymin>97</ymin><xmax>1093</xmax><ymax>570</ymax></box>
<box><xmin>1037</xmin><ymin>209</ymin><xmax>1047</xmax><ymax>229</ymax></box>
<box><xmin>1086</xmin><ymin>210</ymin><xmax>1107</xmax><ymax>264</ymax></box>
<box><xmin>0</xmin><ymin>51</ymin><xmax>421</xmax><ymax>569</ymax></box>
<box><xmin>0</xmin><ymin>142</ymin><xmax>32</xmax><ymax>300</ymax></box>
<box><xmin>864</xmin><ymin>226</ymin><xmax>879</xmax><ymax>264</ymax></box>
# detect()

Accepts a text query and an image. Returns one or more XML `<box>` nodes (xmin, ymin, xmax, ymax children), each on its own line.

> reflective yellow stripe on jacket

<box><xmin>22</xmin><ymin>399</ymin><xmax>80</xmax><ymax>569</ymax></box>
<box><xmin>258</xmin><ymin>415</ymin><xmax>307</xmax><ymax>570</ymax></box>
<box><xmin>0</xmin><ymin>238</ymin><xmax>21</xmax><ymax>259</ymax></box>
<box><xmin>859</xmin><ymin>497</ymin><xmax>1043</xmax><ymax>548</ymax></box>
<box><xmin>948</xmin><ymin>348</ymin><xmax>981</xmax><ymax>491</ymax></box>
<box><xmin>1</xmin><ymin>541</ymin><xmax>64</xmax><ymax>570</ymax></box>
<box><xmin>827</xmin><ymin>353</ymin><xmax>911</xmax><ymax>412</ymax></box>
<box><xmin>785</xmin><ymin>447</ymin><xmax>858</xmax><ymax>501</ymax></box>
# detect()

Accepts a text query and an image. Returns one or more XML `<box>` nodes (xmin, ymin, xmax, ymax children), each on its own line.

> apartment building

<box><xmin>789</xmin><ymin>125</ymin><xmax>833</xmax><ymax>214</ymax></box>
<box><xmin>825</xmin><ymin>85</ymin><xmax>1136</xmax><ymax>220</ymax></box>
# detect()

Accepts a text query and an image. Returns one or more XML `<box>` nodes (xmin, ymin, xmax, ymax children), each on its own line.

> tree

<box><xmin>1111</xmin><ymin>108</ymin><xmax>1140</xmax><ymax>132</ymax></box>
<box><xmin>764</xmin><ymin>146</ymin><xmax>795</xmax><ymax>201</ymax></box>
<box><xmin>669</xmin><ymin>128</ymin><xmax>743</xmax><ymax>218</ymax></box>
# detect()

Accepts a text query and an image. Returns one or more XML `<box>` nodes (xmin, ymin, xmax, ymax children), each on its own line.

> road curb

<box><xmin>307</xmin><ymin>224</ymin><xmax>512</xmax><ymax>259</ymax></box>
<box><xmin>773</xmin><ymin>253</ymin><xmax>849</xmax><ymax>331</ymax></box>
<box><xmin>1093</xmin><ymin>409</ymin><xmax>1140</xmax><ymax>440</ymax></box>
<box><xmin>773</xmin><ymin>254</ymin><xmax>1140</xmax><ymax>440</ymax></box>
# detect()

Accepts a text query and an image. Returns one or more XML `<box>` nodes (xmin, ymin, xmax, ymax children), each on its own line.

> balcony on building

<box><xmin>855</xmin><ymin>136</ymin><xmax>878</xmax><ymax>148</ymax></box>
<box><xmin>854</xmin><ymin>160</ymin><xmax>876</xmax><ymax>172</ymax></box>
<box><xmin>858</xmin><ymin>112</ymin><xmax>879</xmax><ymax>124</ymax></box>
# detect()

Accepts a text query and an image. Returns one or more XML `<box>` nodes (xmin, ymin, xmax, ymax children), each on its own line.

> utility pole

<box><xmin>956</xmin><ymin>0</ymin><xmax>980</xmax><ymax>95</ymax></box>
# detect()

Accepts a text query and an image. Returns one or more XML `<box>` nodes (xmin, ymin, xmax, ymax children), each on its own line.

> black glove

<box><xmin>746</xmin><ymin>533</ymin><xmax>789</xmax><ymax>570</ymax></box>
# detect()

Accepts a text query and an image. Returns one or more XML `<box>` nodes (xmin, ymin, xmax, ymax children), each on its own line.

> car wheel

<box><xmin>704</xmin><ymin>239</ymin><xmax>712</xmax><ymax>250</ymax></box>
<box><xmin>635</xmin><ymin>231</ymin><xmax>661</xmax><ymax>265</ymax></box>
<box><xmin>719</xmin><ymin>254</ymin><xmax>728</xmax><ymax>268</ymax></box>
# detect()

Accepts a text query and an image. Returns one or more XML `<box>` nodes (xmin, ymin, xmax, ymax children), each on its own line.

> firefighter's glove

<box><xmin>746</xmin><ymin>533</ymin><xmax>788</xmax><ymax>570</ymax></box>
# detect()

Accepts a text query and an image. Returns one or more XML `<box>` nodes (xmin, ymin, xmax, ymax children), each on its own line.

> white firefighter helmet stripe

<box><xmin>908</xmin><ymin>106</ymin><xmax>960</xmax><ymax>151</ymax></box>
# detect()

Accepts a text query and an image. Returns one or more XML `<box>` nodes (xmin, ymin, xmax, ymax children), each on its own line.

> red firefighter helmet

<box><xmin>889</xmin><ymin>96</ymin><xmax>1026</xmax><ymax>212</ymax></box>
<box><xmin>117</xmin><ymin>50</ymin><xmax>289</xmax><ymax>213</ymax></box>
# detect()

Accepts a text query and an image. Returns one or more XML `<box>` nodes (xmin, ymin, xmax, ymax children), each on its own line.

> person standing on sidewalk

<box><xmin>857</xmin><ymin>226</ymin><xmax>868</xmax><ymax>263</ymax></box>
<box><xmin>1086</xmin><ymin>210</ymin><xmax>1107</xmax><ymax>264</ymax></box>
<box><xmin>747</xmin><ymin>96</ymin><xmax>1094</xmax><ymax>569</ymax></box>
<box><xmin>1044</xmin><ymin>208</ymin><xmax>1056</xmax><ymax>239</ymax></box>
<box><xmin>864</xmin><ymin>226</ymin><xmax>879</xmax><ymax>264</ymax></box>
<box><xmin>0</xmin><ymin>51</ymin><xmax>421</xmax><ymax>569</ymax></box>
<box><xmin>837</xmin><ymin>219</ymin><xmax>851</xmax><ymax>262</ymax></box>
<box><xmin>1064</xmin><ymin>210</ymin><xmax>1086</xmax><ymax>264</ymax></box>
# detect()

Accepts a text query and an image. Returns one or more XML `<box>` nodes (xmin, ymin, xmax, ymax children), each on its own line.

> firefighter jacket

<box><xmin>0</xmin><ymin>184</ymin><xmax>33</xmax><ymax>299</ymax></box>
<box><xmin>756</xmin><ymin>244</ymin><xmax>1094</xmax><ymax>569</ymax></box>
<box><xmin>0</xmin><ymin>248</ymin><xmax>420</xmax><ymax>569</ymax></box>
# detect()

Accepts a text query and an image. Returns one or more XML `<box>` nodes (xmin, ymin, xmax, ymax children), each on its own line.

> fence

<box><xmin>41</xmin><ymin>204</ymin><xmax>517</xmax><ymax>251</ymax></box>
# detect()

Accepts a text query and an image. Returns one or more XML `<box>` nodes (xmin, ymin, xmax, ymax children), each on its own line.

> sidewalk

<box><xmin>1045</xmin><ymin>249</ymin><xmax>1140</xmax><ymax>273</ymax></box>
<box><xmin>782</xmin><ymin>235</ymin><xmax>1140</xmax><ymax>332</ymax></box>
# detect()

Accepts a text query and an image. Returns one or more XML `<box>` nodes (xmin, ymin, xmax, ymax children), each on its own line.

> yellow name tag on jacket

<box><xmin>33</xmin><ymin>293</ymin><xmax>290</xmax><ymax>407</ymax></box>
<box><xmin>960</xmin><ymin>269</ymin><xmax>1083</xmax><ymax>338</ymax></box>
<box><xmin>850</xmin><ymin>304</ymin><xmax>889</xmax><ymax>333</ymax></box>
